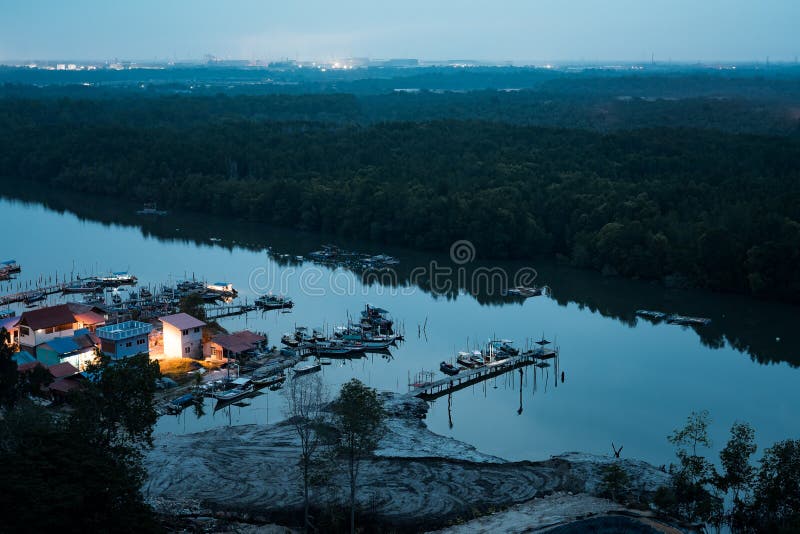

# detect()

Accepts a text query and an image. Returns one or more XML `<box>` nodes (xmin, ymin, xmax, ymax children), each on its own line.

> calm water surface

<box><xmin>1</xmin><ymin>195</ymin><xmax>798</xmax><ymax>466</ymax></box>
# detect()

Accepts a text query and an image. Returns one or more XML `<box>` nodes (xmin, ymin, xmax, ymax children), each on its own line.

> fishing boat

<box><xmin>62</xmin><ymin>279</ymin><xmax>102</xmax><ymax>294</ymax></box>
<box><xmin>489</xmin><ymin>339</ymin><xmax>519</xmax><ymax>356</ymax></box>
<box><xmin>252</xmin><ymin>374</ymin><xmax>286</xmax><ymax>388</ymax></box>
<box><xmin>440</xmin><ymin>361</ymin><xmax>460</xmax><ymax>376</ymax></box>
<box><xmin>82</xmin><ymin>293</ymin><xmax>104</xmax><ymax>305</ymax></box>
<box><xmin>97</xmin><ymin>271</ymin><xmax>138</xmax><ymax>287</ymax></box>
<box><xmin>255</xmin><ymin>294</ymin><xmax>293</xmax><ymax>310</ymax></box>
<box><xmin>361</xmin><ymin>304</ymin><xmax>393</xmax><ymax>332</ymax></box>
<box><xmin>111</xmin><ymin>292</ymin><xmax>123</xmax><ymax>306</ymax></box>
<box><xmin>0</xmin><ymin>259</ymin><xmax>21</xmax><ymax>275</ymax></box>
<box><xmin>140</xmin><ymin>287</ymin><xmax>153</xmax><ymax>299</ymax></box>
<box><xmin>507</xmin><ymin>285</ymin><xmax>543</xmax><ymax>297</ymax></box>
<box><xmin>213</xmin><ymin>384</ymin><xmax>254</xmax><ymax>402</ymax></box>
<box><xmin>457</xmin><ymin>351</ymin><xmax>477</xmax><ymax>368</ymax></box>
<box><xmin>205</xmin><ymin>281</ymin><xmax>238</xmax><ymax>298</ymax></box>
<box><xmin>293</xmin><ymin>361</ymin><xmax>322</xmax><ymax>375</ymax></box>
<box><xmin>470</xmin><ymin>350</ymin><xmax>486</xmax><ymax>367</ymax></box>
<box><xmin>281</xmin><ymin>326</ymin><xmax>314</xmax><ymax>347</ymax></box>
<box><xmin>281</xmin><ymin>332</ymin><xmax>300</xmax><ymax>347</ymax></box>
<box><xmin>315</xmin><ymin>340</ymin><xmax>365</xmax><ymax>356</ymax></box>
<box><xmin>312</xmin><ymin>328</ymin><xmax>327</xmax><ymax>342</ymax></box>
<box><xmin>168</xmin><ymin>393</ymin><xmax>197</xmax><ymax>413</ymax></box>
<box><xmin>23</xmin><ymin>292</ymin><xmax>45</xmax><ymax>305</ymax></box>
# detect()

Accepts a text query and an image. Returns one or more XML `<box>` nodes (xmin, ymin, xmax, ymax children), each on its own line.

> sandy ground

<box><xmin>427</xmin><ymin>492</ymin><xmax>685</xmax><ymax>534</ymax></box>
<box><xmin>144</xmin><ymin>393</ymin><xmax>670</xmax><ymax>530</ymax></box>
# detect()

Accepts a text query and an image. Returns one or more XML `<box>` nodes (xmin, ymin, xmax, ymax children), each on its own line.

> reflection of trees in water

<box><xmin>3</xmin><ymin>186</ymin><xmax>797</xmax><ymax>368</ymax></box>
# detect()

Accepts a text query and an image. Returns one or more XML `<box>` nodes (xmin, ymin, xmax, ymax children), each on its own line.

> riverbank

<box><xmin>144</xmin><ymin>393</ymin><xmax>674</xmax><ymax>531</ymax></box>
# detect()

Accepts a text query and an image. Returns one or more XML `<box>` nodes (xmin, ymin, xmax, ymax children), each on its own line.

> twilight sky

<box><xmin>1</xmin><ymin>0</ymin><xmax>798</xmax><ymax>62</ymax></box>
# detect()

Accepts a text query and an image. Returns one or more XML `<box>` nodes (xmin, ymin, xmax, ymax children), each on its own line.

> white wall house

<box><xmin>17</xmin><ymin>303</ymin><xmax>105</xmax><ymax>350</ymax></box>
<box><xmin>159</xmin><ymin>313</ymin><xmax>205</xmax><ymax>358</ymax></box>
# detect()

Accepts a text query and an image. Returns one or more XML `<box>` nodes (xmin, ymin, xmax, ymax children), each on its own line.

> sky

<box><xmin>1</xmin><ymin>0</ymin><xmax>798</xmax><ymax>63</ymax></box>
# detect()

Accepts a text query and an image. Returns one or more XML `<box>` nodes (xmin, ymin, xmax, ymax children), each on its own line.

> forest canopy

<box><xmin>0</xmin><ymin>96</ymin><xmax>798</xmax><ymax>303</ymax></box>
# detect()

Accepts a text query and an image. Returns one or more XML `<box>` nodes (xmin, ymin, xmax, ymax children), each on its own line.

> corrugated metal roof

<box><xmin>41</xmin><ymin>336</ymin><xmax>80</xmax><ymax>355</ymax></box>
<box><xmin>49</xmin><ymin>362</ymin><xmax>79</xmax><ymax>379</ymax></box>
<box><xmin>19</xmin><ymin>304</ymin><xmax>76</xmax><ymax>330</ymax></box>
<box><xmin>159</xmin><ymin>313</ymin><xmax>206</xmax><ymax>330</ymax></box>
<box><xmin>11</xmin><ymin>350</ymin><xmax>35</xmax><ymax>364</ymax></box>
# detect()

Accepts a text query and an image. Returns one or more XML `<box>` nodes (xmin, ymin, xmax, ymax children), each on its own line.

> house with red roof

<box><xmin>204</xmin><ymin>330</ymin><xmax>267</xmax><ymax>361</ymax></box>
<box><xmin>16</xmin><ymin>303</ymin><xmax>106</xmax><ymax>351</ymax></box>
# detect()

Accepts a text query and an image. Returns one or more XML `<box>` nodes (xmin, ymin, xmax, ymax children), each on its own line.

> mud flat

<box><xmin>144</xmin><ymin>394</ymin><xmax>670</xmax><ymax>530</ymax></box>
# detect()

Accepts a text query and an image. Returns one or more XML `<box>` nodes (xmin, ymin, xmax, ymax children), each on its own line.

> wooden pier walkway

<box><xmin>205</xmin><ymin>303</ymin><xmax>257</xmax><ymax>320</ymax></box>
<box><xmin>0</xmin><ymin>283</ymin><xmax>67</xmax><ymax>306</ymax></box>
<box><xmin>408</xmin><ymin>348</ymin><xmax>557</xmax><ymax>401</ymax></box>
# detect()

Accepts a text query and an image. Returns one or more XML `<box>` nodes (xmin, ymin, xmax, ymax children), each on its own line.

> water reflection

<box><xmin>2</xmin><ymin>185</ymin><xmax>796</xmax><ymax>368</ymax></box>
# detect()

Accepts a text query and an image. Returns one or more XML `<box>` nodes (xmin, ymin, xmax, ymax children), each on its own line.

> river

<box><xmin>1</xmin><ymin>192</ymin><xmax>798</xmax><ymax>467</ymax></box>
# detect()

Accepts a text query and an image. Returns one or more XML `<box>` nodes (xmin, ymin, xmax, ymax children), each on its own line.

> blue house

<box><xmin>35</xmin><ymin>331</ymin><xmax>97</xmax><ymax>370</ymax></box>
<box><xmin>96</xmin><ymin>320</ymin><xmax>152</xmax><ymax>360</ymax></box>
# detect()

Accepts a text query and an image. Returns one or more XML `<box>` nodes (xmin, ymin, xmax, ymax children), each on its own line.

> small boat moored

<box><xmin>293</xmin><ymin>361</ymin><xmax>322</xmax><ymax>375</ymax></box>
<box><xmin>440</xmin><ymin>361</ymin><xmax>460</xmax><ymax>376</ymax></box>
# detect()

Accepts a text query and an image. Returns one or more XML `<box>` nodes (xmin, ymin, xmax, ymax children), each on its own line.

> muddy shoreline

<box><xmin>144</xmin><ymin>393</ymin><xmax>670</xmax><ymax>530</ymax></box>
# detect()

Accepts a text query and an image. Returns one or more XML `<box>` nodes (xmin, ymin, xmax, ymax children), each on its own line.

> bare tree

<box><xmin>283</xmin><ymin>373</ymin><xmax>328</xmax><ymax>533</ymax></box>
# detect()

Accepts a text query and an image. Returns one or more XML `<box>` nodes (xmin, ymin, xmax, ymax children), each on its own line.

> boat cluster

<box><xmin>441</xmin><ymin>337</ymin><xmax>554</xmax><ymax>376</ymax></box>
<box><xmin>67</xmin><ymin>275</ymin><xmax>242</xmax><ymax>318</ymax></box>
<box><xmin>0</xmin><ymin>259</ymin><xmax>21</xmax><ymax>281</ymax></box>
<box><xmin>635</xmin><ymin>310</ymin><xmax>712</xmax><ymax>327</ymax></box>
<box><xmin>307</xmin><ymin>244</ymin><xmax>400</xmax><ymax>270</ymax></box>
<box><xmin>166</xmin><ymin>373</ymin><xmax>289</xmax><ymax>414</ymax></box>
<box><xmin>254</xmin><ymin>293</ymin><xmax>293</xmax><ymax>310</ymax></box>
<box><xmin>281</xmin><ymin>304</ymin><xmax>401</xmax><ymax>361</ymax></box>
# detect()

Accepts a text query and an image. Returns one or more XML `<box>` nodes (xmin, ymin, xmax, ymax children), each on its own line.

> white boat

<box><xmin>318</xmin><ymin>357</ymin><xmax>332</xmax><ymax>365</ymax></box>
<box><xmin>293</xmin><ymin>361</ymin><xmax>322</xmax><ymax>375</ymax></box>
<box><xmin>213</xmin><ymin>384</ymin><xmax>254</xmax><ymax>402</ymax></box>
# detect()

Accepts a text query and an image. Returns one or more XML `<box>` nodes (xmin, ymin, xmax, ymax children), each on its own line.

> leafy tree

<box><xmin>0</xmin><ymin>349</ymin><xmax>161</xmax><ymax>532</ymax></box>
<box><xmin>749</xmin><ymin>439</ymin><xmax>800</xmax><ymax>532</ymax></box>
<box><xmin>599</xmin><ymin>462</ymin><xmax>630</xmax><ymax>503</ymax></box>
<box><xmin>17</xmin><ymin>362</ymin><xmax>53</xmax><ymax>398</ymax></box>
<box><xmin>73</xmin><ymin>351</ymin><xmax>161</xmax><ymax>447</ymax></box>
<box><xmin>283</xmin><ymin>373</ymin><xmax>328</xmax><ymax>533</ymax></box>
<box><xmin>659</xmin><ymin>410</ymin><xmax>723</xmax><ymax>525</ymax></box>
<box><xmin>331</xmin><ymin>379</ymin><xmax>386</xmax><ymax>534</ymax></box>
<box><xmin>719</xmin><ymin>422</ymin><xmax>757</xmax><ymax>528</ymax></box>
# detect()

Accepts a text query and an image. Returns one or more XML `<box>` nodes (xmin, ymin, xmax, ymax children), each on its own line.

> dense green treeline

<box><xmin>1</xmin><ymin>101</ymin><xmax>798</xmax><ymax>302</ymax></box>
<box><xmin>1</xmin><ymin>91</ymin><xmax>798</xmax><ymax>134</ymax></box>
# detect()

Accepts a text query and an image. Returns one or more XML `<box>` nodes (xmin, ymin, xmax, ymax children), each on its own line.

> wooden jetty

<box><xmin>205</xmin><ymin>303</ymin><xmax>257</xmax><ymax>320</ymax></box>
<box><xmin>408</xmin><ymin>348</ymin><xmax>557</xmax><ymax>401</ymax></box>
<box><xmin>0</xmin><ymin>283</ymin><xmax>67</xmax><ymax>306</ymax></box>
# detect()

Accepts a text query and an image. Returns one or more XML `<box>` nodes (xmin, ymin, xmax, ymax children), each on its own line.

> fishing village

<box><xmin>0</xmin><ymin>254</ymin><xmax>563</xmax><ymax>419</ymax></box>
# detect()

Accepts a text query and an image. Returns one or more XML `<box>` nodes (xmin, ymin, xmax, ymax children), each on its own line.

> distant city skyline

<box><xmin>1</xmin><ymin>0</ymin><xmax>798</xmax><ymax>63</ymax></box>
